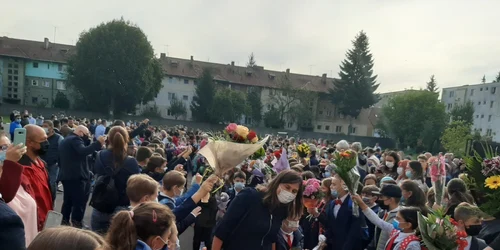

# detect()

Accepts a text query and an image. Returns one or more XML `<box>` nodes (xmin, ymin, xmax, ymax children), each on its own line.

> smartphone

<box><xmin>44</xmin><ymin>210</ymin><xmax>63</xmax><ymax>229</ymax></box>
<box><xmin>13</xmin><ymin>128</ymin><xmax>26</xmax><ymax>146</ymax></box>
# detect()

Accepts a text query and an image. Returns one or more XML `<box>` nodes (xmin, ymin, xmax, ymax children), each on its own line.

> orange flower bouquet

<box><xmin>332</xmin><ymin>149</ymin><xmax>361</xmax><ymax>216</ymax></box>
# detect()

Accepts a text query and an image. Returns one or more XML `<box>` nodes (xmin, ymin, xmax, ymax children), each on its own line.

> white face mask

<box><xmin>386</xmin><ymin>162</ymin><xmax>394</xmax><ymax>168</ymax></box>
<box><xmin>397</xmin><ymin>167</ymin><xmax>403</xmax><ymax>175</ymax></box>
<box><xmin>43</xmin><ymin>127</ymin><xmax>49</xmax><ymax>134</ymax></box>
<box><xmin>277</xmin><ymin>187</ymin><xmax>296</xmax><ymax>204</ymax></box>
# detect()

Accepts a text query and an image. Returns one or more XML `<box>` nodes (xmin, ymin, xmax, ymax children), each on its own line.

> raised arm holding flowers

<box><xmin>331</xmin><ymin>149</ymin><xmax>361</xmax><ymax>216</ymax></box>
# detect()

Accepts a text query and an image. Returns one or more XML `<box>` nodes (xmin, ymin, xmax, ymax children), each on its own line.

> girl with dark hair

<box><xmin>405</xmin><ymin>161</ymin><xmax>428</xmax><ymax>194</ymax></box>
<box><xmin>444</xmin><ymin>178</ymin><xmax>475</xmax><ymax>218</ymax></box>
<box><xmin>212</xmin><ymin>170</ymin><xmax>304</xmax><ymax>250</ymax></box>
<box><xmin>384</xmin><ymin>151</ymin><xmax>400</xmax><ymax>179</ymax></box>
<box><xmin>91</xmin><ymin>126</ymin><xmax>142</xmax><ymax>234</ymax></box>
<box><xmin>106</xmin><ymin>202</ymin><xmax>177</xmax><ymax>250</ymax></box>
<box><xmin>400</xmin><ymin>180</ymin><xmax>430</xmax><ymax>216</ymax></box>
<box><xmin>354</xmin><ymin>194</ymin><xmax>422</xmax><ymax>250</ymax></box>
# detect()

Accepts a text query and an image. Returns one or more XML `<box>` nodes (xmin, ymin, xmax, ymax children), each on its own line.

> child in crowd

<box><xmin>454</xmin><ymin>202</ymin><xmax>488</xmax><ymax>250</ymax></box>
<box><xmin>142</xmin><ymin>155</ymin><xmax>167</xmax><ymax>182</ymax></box>
<box><xmin>364</xmin><ymin>174</ymin><xmax>378</xmax><ymax>186</ymax></box>
<box><xmin>126</xmin><ymin>174</ymin><xmax>159</xmax><ymax>208</ymax></box>
<box><xmin>226</xmin><ymin>171</ymin><xmax>246</xmax><ymax>208</ymax></box>
<box><xmin>372</xmin><ymin>184</ymin><xmax>402</xmax><ymax>250</ymax></box>
<box><xmin>135</xmin><ymin>146</ymin><xmax>153</xmax><ymax>171</ymax></box>
<box><xmin>276</xmin><ymin>217</ymin><xmax>304</xmax><ymax>250</ymax></box>
<box><xmin>361</xmin><ymin>185</ymin><xmax>380</xmax><ymax>250</ymax></box>
<box><xmin>28</xmin><ymin>226</ymin><xmax>108</xmax><ymax>250</ymax></box>
<box><xmin>158</xmin><ymin>171</ymin><xmax>201</xmax><ymax>209</ymax></box>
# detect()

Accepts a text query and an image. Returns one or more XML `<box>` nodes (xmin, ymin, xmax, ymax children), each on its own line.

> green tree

<box><xmin>263</xmin><ymin>107</ymin><xmax>285</xmax><ymax>129</ymax></box>
<box><xmin>247</xmin><ymin>90</ymin><xmax>262</xmax><ymax>125</ymax></box>
<box><xmin>191</xmin><ymin>69</ymin><xmax>216</xmax><ymax>122</ymax></box>
<box><xmin>67</xmin><ymin>18</ymin><xmax>162</xmax><ymax>115</ymax></box>
<box><xmin>247</xmin><ymin>52</ymin><xmax>257</xmax><ymax>67</ymax></box>
<box><xmin>169</xmin><ymin>96</ymin><xmax>187</xmax><ymax>120</ymax></box>
<box><xmin>211</xmin><ymin>88</ymin><xmax>248</xmax><ymax>123</ymax></box>
<box><xmin>378</xmin><ymin>90</ymin><xmax>448</xmax><ymax>151</ymax></box>
<box><xmin>441</xmin><ymin>121</ymin><xmax>472</xmax><ymax>157</ymax></box>
<box><xmin>329</xmin><ymin>31</ymin><xmax>379</xmax><ymax>134</ymax></box>
<box><xmin>53</xmin><ymin>91</ymin><xmax>70</xmax><ymax>109</ymax></box>
<box><xmin>450</xmin><ymin>101</ymin><xmax>474</xmax><ymax>125</ymax></box>
<box><xmin>426</xmin><ymin>75</ymin><xmax>439</xmax><ymax>93</ymax></box>
<box><xmin>267</xmin><ymin>75</ymin><xmax>315</xmax><ymax>129</ymax></box>
<box><xmin>495</xmin><ymin>71</ymin><xmax>500</xmax><ymax>82</ymax></box>
<box><xmin>482</xmin><ymin>75</ymin><xmax>486</xmax><ymax>84</ymax></box>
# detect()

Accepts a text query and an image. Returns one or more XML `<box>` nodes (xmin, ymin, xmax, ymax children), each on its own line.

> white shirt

<box><xmin>334</xmin><ymin>194</ymin><xmax>348</xmax><ymax>217</ymax></box>
<box><xmin>281</xmin><ymin>229</ymin><xmax>294</xmax><ymax>246</ymax></box>
<box><xmin>462</xmin><ymin>236</ymin><xmax>472</xmax><ymax>250</ymax></box>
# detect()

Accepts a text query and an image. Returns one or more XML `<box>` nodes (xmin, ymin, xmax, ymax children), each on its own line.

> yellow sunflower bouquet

<box><xmin>465</xmin><ymin>144</ymin><xmax>500</xmax><ymax>217</ymax></box>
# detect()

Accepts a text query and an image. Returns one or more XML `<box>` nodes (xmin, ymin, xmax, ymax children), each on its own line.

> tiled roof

<box><xmin>0</xmin><ymin>37</ymin><xmax>75</xmax><ymax>63</ymax></box>
<box><xmin>160</xmin><ymin>56</ymin><xmax>336</xmax><ymax>93</ymax></box>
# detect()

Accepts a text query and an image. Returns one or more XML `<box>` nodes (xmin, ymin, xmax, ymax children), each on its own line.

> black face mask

<box><xmin>376</xmin><ymin>199</ymin><xmax>389</xmax><ymax>210</ymax></box>
<box><xmin>465</xmin><ymin>224</ymin><xmax>482</xmax><ymax>236</ymax></box>
<box><xmin>37</xmin><ymin>140</ymin><xmax>50</xmax><ymax>156</ymax></box>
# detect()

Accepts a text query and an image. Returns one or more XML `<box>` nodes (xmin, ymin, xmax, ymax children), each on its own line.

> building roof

<box><xmin>0</xmin><ymin>37</ymin><xmax>75</xmax><ymax>63</ymax></box>
<box><xmin>160</xmin><ymin>56</ymin><xmax>335</xmax><ymax>92</ymax></box>
<box><xmin>442</xmin><ymin>81</ymin><xmax>500</xmax><ymax>90</ymax></box>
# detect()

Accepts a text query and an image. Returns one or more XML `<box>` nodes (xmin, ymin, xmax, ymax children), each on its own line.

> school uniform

<box><xmin>158</xmin><ymin>187</ymin><xmax>199</xmax><ymax>235</ymax></box>
<box><xmin>463</xmin><ymin>236</ymin><xmax>488</xmax><ymax>250</ymax></box>
<box><xmin>317</xmin><ymin>194</ymin><xmax>365</xmax><ymax>250</ymax></box>
<box><xmin>276</xmin><ymin>229</ymin><xmax>304</xmax><ymax>250</ymax></box>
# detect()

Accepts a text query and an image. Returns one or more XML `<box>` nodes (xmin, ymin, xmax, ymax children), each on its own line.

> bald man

<box><xmin>18</xmin><ymin>124</ymin><xmax>54</xmax><ymax>231</ymax></box>
<box><xmin>58</xmin><ymin>125</ymin><xmax>105</xmax><ymax>228</ymax></box>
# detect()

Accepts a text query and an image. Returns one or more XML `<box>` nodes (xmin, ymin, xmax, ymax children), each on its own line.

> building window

<box><xmin>13</xmin><ymin>70</ymin><xmax>18</xmax><ymax>74</ymax></box>
<box><xmin>32</xmin><ymin>97</ymin><xmax>38</xmax><ymax>104</ymax></box>
<box><xmin>488</xmin><ymin>115</ymin><xmax>492</xmax><ymax>122</ymax></box>
<box><xmin>480</xmin><ymin>88</ymin><xmax>483</xmax><ymax>91</ymax></box>
<box><xmin>56</xmin><ymin>81</ymin><xmax>66</xmax><ymax>90</ymax></box>
<box><xmin>58</xmin><ymin>64</ymin><xmax>63</xmax><ymax>71</ymax></box>
<box><xmin>184</xmin><ymin>79</ymin><xmax>189</xmax><ymax>84</ymax></box>
<box><xmin>32</xmin><ymin>80</ymin><xmax>38</xmax><ymax>86</ymax></box>
<box><xmin>325</xmin><ymin>125</ymin><xmax>330</xmax><ymax>131</ymax></box>
<box><xmin>470</xmin><ymin>89</ymin><xmax>474</xmax><ymax>96</ymax></box>
<box><xmin>481</xmin><ymin>114</ymin><xmax>484</xmax><ymax>118</ymax></box>
<box><xmin>491</xmin><ymin>101</ymin><xmax>494</xmax><ymax>108</ymax></box>
<box><xmin>43</xmin><ymin>81</ymin><xmax>50</xmax><ymax>88</ymax></box>
<box><xmin>487</xmin><ymin>129</ymin><xmax>492</xmax><ymax>136</ymax></box>
<box><xmin>168</xmin><ymin>92</ymin><xmax>175</xmax><ymax>100</ymax></box>
<box><xmin>447</xmin><ymin>103</ymin><xmax>452</xmax><ymax>110</ymax></box>
<box><xmin>33</xmin><ymin>62</ymin><xmax>38</xmax><ymax>68</ymax></box>
<box><xmin>167</xmin><ymin>109</ymin><xmax>172</xmax><ymax>116</ymax></box>
<box><xmin>350</xmin><ymin>127</ymin><xmax>357</xmax><ymax>134</ymax></box>
<box><xmin>287</xmin><ymin>122</ymin><xmax>293</xmax><ymax>128</ymax></box>
<box><xmin>476</xmin><ymin>115</ymin><xmax>479</xmax><ymax>118</ymax></box>
<box><xmin>14</xmin><ymin>76</ymin><xmax>18</xmax><ymax>80</ymax></box>
<box><xmin>326</xmin><ymin>111</ymin><xmax>332</xmax><ymax>116</ymax></box>
<box><xmin>8</xmin><ymin>63</ymin><xmax>12</xmax><ymax>68</ymax></box>
<box><xmin>47</xmin><ymin>64</ymin><xmax>50</xmax><ymax>69</ymax></box>
<box><xmin>182</xmin><ymin>95</ymin><xmax>188</xmax><ymax>101</ymax></box>
<box><xmin>13</xmin><ymin>94</ymin><xmax>17</xmax><ymax>98</ymax></box>
<box><xmin>335</xmin><ymin>126</ymin><xmax>342</xmax><ymax>133</ymax></box>
<box><xmin>492</xmin><ymin>87</ymin><xmax>497</xmax><ymax>94</ymax></box>
<box><xmin>478</xmin><ymin>102</ymin><xmax>481</xmax><ymax>105</ymax></box>
<box><xmin>318</xmin><ymin>110</ymin><xmax>323</xmax><ymax>115</ymax></box>
<box><xmin>269</xmin><ymin>89</ymin><xmax>274</xmax><ymax>95</ymax></box>
<box><xmin>168</xmin><ymin>77</ymin><xmax>173</xmax><ymax>83</ymax></box>
<box><xmin>449</xmin><ymin>91</ymin><xmax>454</xmax><ymax>98</ymax></box>
<box><xmin>8</xmin><ymin>69</ymin><xmax>12</xmax><ymax>74</ymax></box>
<box><xmin>484</xmin><ymin>101</ymin><xmax>486</xmax><ymax>104</ymax></box>
<box><xmin>317</xmin><ymin>125</ymin><xmax>322</xmax><ymax>130</ymax></box>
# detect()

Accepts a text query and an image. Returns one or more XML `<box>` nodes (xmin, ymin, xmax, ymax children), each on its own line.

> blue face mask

<box><xmin>15</xmin><ymin>119</ymin><xmax>21</xmax><ymax>123</ymax></box>
<box><xmin>331</xmin><ymin>189</ymin><xmax>338</xmax><ymax>198</ymax></box>
<box><xmin>392</xmin><ymin>219</ymin><xmax>402</xmax><ymax>231</ymax></box>
<box><xmin>0</xmin><ymin>151</ymin><xmax>6</xmax><ymax>163</ymax></box>
<box><xmin>324</xmin><ymin>171</ymin><xmax>331</xmax><ymax>178</ymax></box>
<box><xmin>405</xmin><ymin>170</ymin><xmax>413</xmax><ymax>179</ymax></box>
<box><xmin>234</xmin><ymin>182</ymin><xmax>245</xmax><ymax>191</ymax></box>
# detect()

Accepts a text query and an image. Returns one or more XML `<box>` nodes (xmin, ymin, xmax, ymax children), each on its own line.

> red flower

<box><xmin>456</xmin><ymin>231</ymin><xmax>467</xmax><ymax>238</ymax></box>
<box><xmin>450</xmin><ymin>218</ymin><xmax>459</xmax><ymax>226</ymax></box>
<box><xmin>247</xmin><ymin>131</ymin><xmax>257</xmax><ymax>140</ymax></box>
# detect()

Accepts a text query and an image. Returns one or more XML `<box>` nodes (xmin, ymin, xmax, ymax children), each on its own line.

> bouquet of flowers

<box><xmin>418</xmin><ymin>209</ymin><xmax>468</xmax><ymax>250</ymax></box>
<box><xmin>303</xmin><ymin>178</ymin><xmax>324</xmax><ymax>209</ymax></box>
<box><xmin>198</xmin><ymin>123</ymin><xmax>269</xmax><ymax>176</ymax></box>
<box><xmin>251</xmin><ymin>147</ymin><xmax>266</xmax><ymax>160</ymax></box>
<box><xmin>297</xmin><ymin>143</ymin><xmax>310</xmax><ymax>158</ymax></box>
<box><xmin>428</xmin><ymin>155</ymin><xmax>446</xmax><ymax>206</ymax></box>
<box><xmin>465</xmin><ymin>144</ymin><xmax>500</xmax><ymax>217</ymax></box>
<box><xmin>331</xmin><ymin>150</ymin><xmax>361</xmax><ymax>216</ymax></box>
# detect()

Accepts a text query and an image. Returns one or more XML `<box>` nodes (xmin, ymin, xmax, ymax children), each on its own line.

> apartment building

<box><xmin>0</xmin><ymin>37</ymin><xmax>72</xmax><ymax>107</ymax></box>
<box><xmin>441</xmin><ymin>82</ymin><xmax>500</xmax><ymax>141</ymax></box>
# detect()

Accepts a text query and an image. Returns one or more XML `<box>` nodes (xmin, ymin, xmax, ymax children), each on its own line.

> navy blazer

<box><xmin>58</xmin><ymin>133</ymin><xmax>103</xmax><ymax>181</ymax></box>
<box><xmin>276</xmin><ymin>229</ymin><xmax>304</xmax><ymax>250</ymax></box>
<box><xmin>214</xmin><ymin>188</ymin><xmax>288</xmax><ymax>250</ymax></box>
<box><xmin>318</xmin><ymin>195</ymin><xmax>365</xmax><ymax>250</ymax></box>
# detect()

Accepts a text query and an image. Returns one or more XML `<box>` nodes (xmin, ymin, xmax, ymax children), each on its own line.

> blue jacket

<box><xmin>58</xmin><ymin>133</ymin><xmax>103</xmax><ymax>181</ymax></box>
<box><xmin>0</xmin><ymin>199</ymin><xmax>25</xmax><ymax>250</ymax></box>
<box><xmin>214</xmin><ymin>188</ymin><xmax>288</xmax><ymax>250</ymax></box>
<box><xmin>9</xmin><ymin>121</ymin><xmax>22</xmax><ymax>140</ymax></box>
<box><xmin>93</xmin><ymin>149</ymin><xmax>141</xmax><ymax>207</ymax></box>
<box><xmin>158</xmin><ymin>184</ymin><xmax>200</xmax><ymax>234</ymax></box>
<box><xmin>318</xmin><ymin>195</ymin><xmax>365</xmax><ymax>250</ymax></box>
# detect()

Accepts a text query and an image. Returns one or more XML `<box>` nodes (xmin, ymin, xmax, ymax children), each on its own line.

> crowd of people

<box><xmin>0</xmin><ymin>109</ymin><xmax>499</xmax><ymax>250</ymax></box>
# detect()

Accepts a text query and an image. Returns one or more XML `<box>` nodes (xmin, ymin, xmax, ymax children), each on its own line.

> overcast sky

<box><xmin>2</xmin><ymin>0</ymin><xmax>500</xmax><ymax>93</ymax></box>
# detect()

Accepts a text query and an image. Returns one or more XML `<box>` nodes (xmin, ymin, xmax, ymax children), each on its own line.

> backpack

<box><xmin>89</xmin><ymin>152</ymin><xmax>121</xmax><ymax>214</ymax></box>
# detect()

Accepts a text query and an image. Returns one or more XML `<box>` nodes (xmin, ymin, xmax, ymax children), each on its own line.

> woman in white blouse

<box><xmin>352</xmin><ymin>194</ymin><xmax>422</xmax><ymax>250</ymax></box>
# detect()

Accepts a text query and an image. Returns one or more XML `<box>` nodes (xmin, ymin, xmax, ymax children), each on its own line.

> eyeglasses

<box><xmin>0</xmin><ymin>145</ymin><xmax>8</xmax><ymax>151</ymax></box>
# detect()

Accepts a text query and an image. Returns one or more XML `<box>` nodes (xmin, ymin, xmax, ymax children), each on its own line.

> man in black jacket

<box><xmin>58</xmin><ymin>125</ymin><xmax>105</xmax><ymax>228</ymax></box>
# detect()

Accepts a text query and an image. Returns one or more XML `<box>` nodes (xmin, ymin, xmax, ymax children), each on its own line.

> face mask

<box><xmin>234</xmin><ymin>182</ymin><xmax>245</xmax><ymax>191</ymax></box>
<box><xmin>392</xmin><ymin>220</ymin><xmax>402</xmax><ymax>231</ymax></box>
<box><xmin>386</xmin><ymin>162</ymin><xmax>394</xmax><ymax>168</ymax></box>
<box><xmin>331</xmin><ymin>189</ymin><xmax>339</xmax><ymax>198</ymax></box>
<box><xmin>324</xmin><ymin>171</ymin><xmax>331</xmax><ymax>178</ymax></box>
<box><xmin>15</xmin><ymin>119</ymin><xmax>21</xmax><ymax>123</ymax></box>
<box><xmin>465</xmin><ymin>224</ymin><xmax>482</xmax><ymax>236</ymax></box>
<box><xmin>323</xmin><ymin>153</ymin><xmax>328</xmax><ymax>159</ymax></box>
<box><xmin>376</xmin><ymin>199</ymin><xmax>389</xmax><ymax>210</ymax></box>
<box><xmin>0</xmin><ymin>151</ymin><xmax>6</xmax><ymax>163</ymax></box>
<box><xmin>397</xmin><ymin>167</ymin><xmax>403</xmax><ymax>175</ymax></box>
<box><xmin>277</xmin><ymin>188</ymin><xmax>296</xmax><ymax>204</ymax></box>
<box><xmin>43</xmin><ymin>128</ymin><xmax>49</xmax><ymax>134</ymax></box>
<box><xmin>400</xmin><ymin>196</ymin><xmax>406</xmax><ymax>205</ymax></box>
<box><xmin>37</xmin><ymin>141</ymin><xmax>50</xmax><ymax>156</ymax></box>
<box><xmin>174</xmin><ymin>186</ymin><xmax>184</xmax><ymax>197</ymax></box>
<box><xmin>362</xmin><ymin>197</ymin><xmax>372</xmax><ymax>205</ymax></box>
<box><xmin>405</xmin><ymin>170</ymin><xmax>413</xmax><ymax>179</ymax></box>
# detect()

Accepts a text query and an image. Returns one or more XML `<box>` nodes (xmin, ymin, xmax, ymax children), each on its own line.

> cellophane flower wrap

<box><xmin>465</xmin><ymin>144</ymin><xmax>500</xmax><ymax>217</ymax></box>
<box><xmin>297</xmin><ymin>143</ymin><xmax>310</xmax><ymax>158</ymax></box>
<box><xmin>303</xmin><ymin>178</ymin><xmax>324</xmax><ymax>209</ymax></box>
<box><xmin>198</xmin><ymin>123</ymin><xmax>269</xmax><ymax>176</ymax></box>
<box><xmin>429</xmin><ymin>155</ymin><xmax>446</xmax><ymax>206</ymax></box>
<box><xmin>332</xmin><ymin>150</ymin><xmax>361</xmax><ymax>217</ymax></box>
<box><xmin>418</xmin><ymin>209</ymin><xmax>468</xmax><ymax>250</ymax></box>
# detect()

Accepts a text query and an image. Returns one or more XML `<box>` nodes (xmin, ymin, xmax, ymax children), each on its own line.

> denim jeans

<box><xmin>91</xmin><ymin>206</ymin><xmax>128</xmax><ymax>234</ymax></box>
<box><xmin>46</xmin><ymin>164</ymin><xmax>59</xmax><ymax>202</ymax></box>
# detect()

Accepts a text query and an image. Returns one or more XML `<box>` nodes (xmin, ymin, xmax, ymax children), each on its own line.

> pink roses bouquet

<box><xmin>224</xmin><ymin>123</ymin><xmax>259</xmax><ymax>143</ymax></box>
<box><xmin>303</xmin><ymin>178</ymin><xmax>324</xmax><ymax>208</ymax></box>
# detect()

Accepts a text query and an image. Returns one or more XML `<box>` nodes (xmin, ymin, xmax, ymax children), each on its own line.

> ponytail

<box><xmin>108</xmin><ymin>126</ymin><xmax>129</xmax><ymax>169</ymax></box>
<box><xmin>106</xmin><ymin>211</ymin><xmax>137</xmax><ymax>250</ymax></box>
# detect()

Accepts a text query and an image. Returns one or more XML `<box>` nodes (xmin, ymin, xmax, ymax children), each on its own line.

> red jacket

<box><xmin>0</xmin><ymin>160</ymin><xmax>23</xmax><ymax>203</ymax></box>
